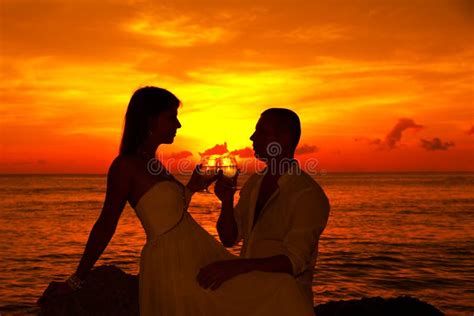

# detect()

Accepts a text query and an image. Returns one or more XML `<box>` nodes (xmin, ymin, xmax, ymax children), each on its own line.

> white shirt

<box><xmin>234</xmin><ymin>163</ymin><xmax>330</xmax><ymax>302</ymax></box>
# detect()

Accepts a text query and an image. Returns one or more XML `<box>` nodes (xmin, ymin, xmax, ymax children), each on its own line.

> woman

<box><xmin>50</xmin><ymin>87</ymin><xmax>313</xmax><ymax>315</ymax></box>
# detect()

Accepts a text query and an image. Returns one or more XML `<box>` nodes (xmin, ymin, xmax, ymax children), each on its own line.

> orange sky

<box><xmin>0</xmin><ymin>0</ymin><xmax>473</xmax><ymax>173</ymax></box>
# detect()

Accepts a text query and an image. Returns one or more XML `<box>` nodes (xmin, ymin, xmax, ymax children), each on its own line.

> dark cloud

<box><xmin>163</xmin><ymin>151</ymin><xmax>193</xmax><ymax>160</ymax></box>
<box><xmin>357</xmin><ymin>118</ymin><xmax>423</xmax><ymax>149</ymax></box>
<box><xmin>385</xmin><ymin>118</ymin><xmax>423</xmax><ymax>149</ymax></box>
<box><xmin>355</xmin><ymin>137</ymin><xmax>382</xmax><ymax>145</ymax></box>
<box><xmin>369</xmin><ymin>138</ymin><xmax>382</xmax><ymax>146</ymax></box>
<box><xmin>199</xmin><ymin>143</ymin><xmax>229</xmax><ymax>156</ymax></box>
<box><xmin>295</xmin><ymin>144</ymin><xmax>319</xmax><ymax>155</ymax></box>
<box><xmin>230</xmin><ymin>147</ymin><xmax>254</xmax><ymax>158</ymax></box>
<box><xmin>420</xmin><ymin>138</ymin><xmax>455</xmax><ymax>151</ymax></box>
<box><xmin>467</xmin><ymin>126</ymin><xmax>474</xmax><ymax>135</ymax></box>
<box><xmin>355</xmin><ymin>137</ymin><xmax>383</xmax><ymax>143</ymax></box>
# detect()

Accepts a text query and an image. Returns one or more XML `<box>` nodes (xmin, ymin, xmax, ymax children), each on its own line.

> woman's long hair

<box><xmin>119</xmin><ymin>87</ymin><xmax>180</xmax><ymax>155</ymax></box>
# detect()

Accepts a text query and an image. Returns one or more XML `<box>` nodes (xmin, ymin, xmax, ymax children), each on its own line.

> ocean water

<box><xmin>0</xmin><ymin>173</ymin><xmax>473</xmax><ymax>315</ymax></box>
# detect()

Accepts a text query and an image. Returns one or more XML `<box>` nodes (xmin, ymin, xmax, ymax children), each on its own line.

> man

<box><xmin>197</xmin><ymin>108</ymin><xmax>330</xmax><ymax>303</ymax></box>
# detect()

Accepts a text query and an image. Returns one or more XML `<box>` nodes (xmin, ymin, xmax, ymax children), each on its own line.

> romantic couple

<box><xmin>50</xmin><ymin>87</ymin><xmax>330</xmax><ymax>315</ymax></box>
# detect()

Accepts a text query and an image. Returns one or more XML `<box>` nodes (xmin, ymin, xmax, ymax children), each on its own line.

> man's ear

<box><xmin>278</xmin><ymin>133</ymin><xmax>293</xmax><ymax>149</ymax></box>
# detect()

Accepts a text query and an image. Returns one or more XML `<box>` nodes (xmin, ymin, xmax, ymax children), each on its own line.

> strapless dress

<box><xmin>134</xmin><ymin>180</ymin><xmax>313</xmax><ymax>315</ymax></box>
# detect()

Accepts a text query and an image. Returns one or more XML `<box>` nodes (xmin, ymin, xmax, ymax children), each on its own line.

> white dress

<box><xmin>134</xmin><ymin>180</ymin><xmax>314</xmax><ymax>316</ymax></box>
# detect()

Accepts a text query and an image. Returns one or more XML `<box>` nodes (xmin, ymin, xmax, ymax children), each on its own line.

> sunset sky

<box><xmin>1</xmin><ymin>0</ymin><xmax>473</xmax><ymax>173</ymax></box>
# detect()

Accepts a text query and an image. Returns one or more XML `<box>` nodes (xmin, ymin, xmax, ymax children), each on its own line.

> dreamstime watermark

<box><xmin>146</xmin><ymin>142</ymin><xmax>327</xmax><ymax>177</ymax></box>
<box><xmin>266</xmin><ymin>142</ymin><xmax>282</xmax><ymax>157</ymax></box>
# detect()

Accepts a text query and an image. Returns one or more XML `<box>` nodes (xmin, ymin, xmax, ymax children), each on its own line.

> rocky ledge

<box><xmin>37</xmin><ymin>265</ymin><xmax>444</xmax><ymax>316</ymax></box>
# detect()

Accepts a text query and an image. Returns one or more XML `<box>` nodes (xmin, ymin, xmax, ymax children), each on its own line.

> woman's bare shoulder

<box><xmin>107</xmin><ymin>155</ymin><xmax>138</xmax><ymax>180</ymax></box>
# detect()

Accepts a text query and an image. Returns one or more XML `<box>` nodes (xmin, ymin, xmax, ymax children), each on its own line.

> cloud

<box><xmin>357</xmin><ymin>118</ymin><xmax>423</xmax><ymax>149</ymax></box>
<box><xmin>369</xmin><ymin>138</ymin><xmax>383</xmax><ymax>145</ymax></box>
<box><xmin>385</xmin><ymin>118</ymin><xmax>423</xmax><ymax>149</ymax></box>
<box><xmin>126</xmin><ymin>16</ymin><xmax>235</xmax><ymax>47</ymax></box>
<box><xmin>1</xmin><ymin>1</ymin><xmax>473</xmax><ymax>173</ymax></box>
<box><xmin>230</xmin><ymin>147</ymin><xmax>254</xmax><ymax>158</ymax></box>
<box><xmin>355</xmin><ymin>137</ymin><xmax>384</xmax><ymax>146</ymax></box>
<box><xmin>163</xmin><ymin>151</ymin><xmax>193</xmax><ymax>159</ymax></box>
<box><xmin>228</xmin><ymin>144</ymin><xmax>320</xmax><ymax>159</ymax></box>
<box><xmin>467</xmin><ymin>126</ymin><xmax>474</xmax><ymax>135</ymax></box>
<box><xmin>420</xmin><ymin>138</ymin><xmax>455</xmax><ymax>151</ymax></box>
<box><xmin>269</xmin><ymin>24</ymin><xmax>348</xmax><ymax>43</ymax></box>
<box><xmin>199</xmin><ymin>142</ymin><xmax>229</xmax><ymax>156</ymax></box>
<box><xmin>295</xmin><ymin>144</ymin><xmax>319</xmax><ymax>155</ymax></box>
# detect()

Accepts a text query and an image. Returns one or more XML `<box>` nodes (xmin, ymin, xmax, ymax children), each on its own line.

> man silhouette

<box><xmin>197</xmin><ymin>108</ymin><xmax>330</xmax><ymax>304</ymax></box>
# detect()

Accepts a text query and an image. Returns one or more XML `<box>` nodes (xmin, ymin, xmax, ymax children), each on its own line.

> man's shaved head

<box><xmin>260</xmin><ymin>108</ymin><xmax>301</xmax><ymax>152</ymax></box>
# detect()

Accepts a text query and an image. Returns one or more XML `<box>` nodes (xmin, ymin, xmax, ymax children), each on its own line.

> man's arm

<box><xmin>198</xmin><ymin>185</ymin><xmax>330</xmax><ymax>290</ymax></box>
<box><xmin>282</xmin><ymin>186</ymin><xmax>330</xmax><ymax>276</ymax></box>
<box><xmin>216</xmin><ymin>197</ymin><xmax>239</xmax><ymax>247</ymax></box>
<box><xmin>197</xmin><ymin>255</ymin><xmax>292</xmax><ymax>290</ymax></box>
<box><xmin>214</xmin><ymin>174</ymin><xmax>240</xmax><ymax>247</ymax></box>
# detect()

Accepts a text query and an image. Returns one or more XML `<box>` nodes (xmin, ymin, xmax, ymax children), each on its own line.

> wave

<box><xmin>0</xmin><ymin>187</ymin><xmax>103</xmax><ymax>195</ymax></box>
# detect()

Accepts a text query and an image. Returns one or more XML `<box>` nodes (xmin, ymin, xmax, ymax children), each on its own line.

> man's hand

<box><xmin>197</xmin><ymin>259</ymin><xmax>250</xmax><ymax>290</ymax></box>
<box><xmin>214</xmin><ymin>171</ymin><xmax>239</xmax><ymax>202</ymax></box>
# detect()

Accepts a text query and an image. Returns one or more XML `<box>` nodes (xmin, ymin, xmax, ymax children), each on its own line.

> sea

<box><xmin>0</xmin><ymin>173</ymin><xmax>473</xmax><ymax>315</ymax></box>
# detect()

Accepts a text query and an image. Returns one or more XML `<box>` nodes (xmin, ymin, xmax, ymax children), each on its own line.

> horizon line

<box><xmin>1</xmin><ymin>171</ymin><xmax>473</xmax><ymax>176</ymax></box>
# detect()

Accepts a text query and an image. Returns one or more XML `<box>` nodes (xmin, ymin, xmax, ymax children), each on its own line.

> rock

<box><xmin>314</xmin><ymin>296</ymin><xmax>445</xmax><ymax>316</ymax></box>
<box><xmin>38</xmin><ymin>265</ymin><xmax>444</xmax><ymax>316</ymax></box>
<box><xmin>38</xmin><ymin>265</ymin><xmax>138</xmax><ymax>316</ymax></box>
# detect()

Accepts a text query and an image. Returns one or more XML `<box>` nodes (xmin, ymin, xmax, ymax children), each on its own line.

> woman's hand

<box><xmin>52</xmin><ymin>281</ymin><xmax>76</xmax><ymax>295</ymax></box>
<box><xmin>214</xmin><ymin>171</ymin><xmax>239</xmax><ymax>202</ymax></box>
<box><xmin>37</xmin><ymin>281</ymin><xmax>75</xmax><ymax>304</ymax></box>
<box><xmin>186</xmin><ymin>165</ymin><xmax>219</xmax><ymax>193</ymax></box>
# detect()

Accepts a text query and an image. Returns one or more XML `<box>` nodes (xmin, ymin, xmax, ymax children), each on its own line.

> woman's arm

<box><xmin>74</xmin><ymin>156</ymin><xmax>131</xmax><ymax>281</ymax></box>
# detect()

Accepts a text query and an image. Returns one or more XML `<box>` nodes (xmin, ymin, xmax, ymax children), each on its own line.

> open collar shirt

<box><xmin>234</xmin><ymin>163</ymin><xmax>330</xmax><ymax>302</ymax></box>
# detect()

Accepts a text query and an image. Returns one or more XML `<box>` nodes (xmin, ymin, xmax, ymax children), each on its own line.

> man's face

<box><xmin>250</xmin><ymin>115</ymin><xmax>281</xmax><ymax>160</ymax></box>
